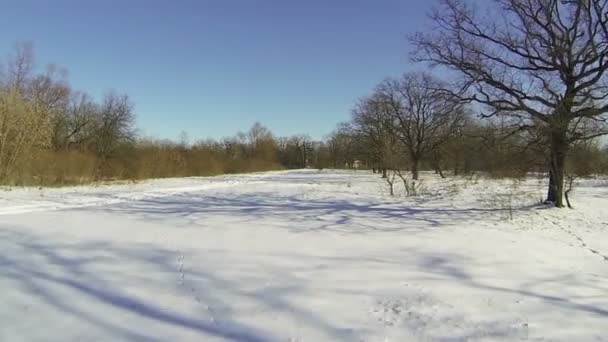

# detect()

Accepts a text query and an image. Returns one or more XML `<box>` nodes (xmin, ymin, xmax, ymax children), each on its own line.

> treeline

<box><xmin>131</xmin><ymin>125</ymin><xmax>320</xmax><ymax>180</ymax></box>
<box><xmin>325</xmin><ymin>107</ymin><xmax>608</xmax><ymax>179</ymax></box>
<box><xmin>321</xmin><ymin>70</ymin><xmax>608</xmax><ymax>183</ymax></box>
<box><xmin>0</xmin><ymin>43</ymin><xmax>328</xmax><ymax>185</ymax></box>
<box><xmin>3</xmin><ymin>39</ymin><xmax>605</xmax><ymax>189</ymax></box>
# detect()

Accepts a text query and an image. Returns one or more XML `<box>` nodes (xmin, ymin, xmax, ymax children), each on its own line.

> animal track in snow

<box><xmin>176</xmin><ymin>253</ymin><xmax>185</xmax><ymax>285</ymax></box>
<box><xmin>549</xmin><ymin>220</ymin><xmax>608</xmax><ymax>262</ymax></box>
<box><xmin>173</xmin><ymin>250</ymin><xmax>217</xmax><ymax>324</ymax></box>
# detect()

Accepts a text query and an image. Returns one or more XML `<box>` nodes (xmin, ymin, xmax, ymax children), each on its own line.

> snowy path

<box><xmin>0</xmin><ymin>170</ymin><xmax>606</xmax><ymax>341</ymax></box>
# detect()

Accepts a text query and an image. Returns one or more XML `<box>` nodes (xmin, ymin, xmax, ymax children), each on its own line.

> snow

<box><xmin>0</xmin><ymin>170</ymin><xmax>606</xmax><ymax>341</ymax></box>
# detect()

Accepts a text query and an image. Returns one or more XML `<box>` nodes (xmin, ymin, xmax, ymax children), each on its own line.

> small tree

<box><xmin>247</xmin><ymin>122</ymin><xmax>279</xmax><ymax>166</ymax></box>
<box><xmin>92</xmin><ymin>92</ymin><xmax>136</xmax><ymax>167</ymax></box>
<box><xmin>327</xmin><ymin>123</ymin><xmax>356</xmax><ymax>168</ymax></box>
<box><xmin>61</xmin><ymin>92</ymin><xmax>99</xmax><ymax>150</ymax></box>
<box><xmin>352</xmin><ymin>94</ymin><xmax>400</xmax><ymax>178</ymax></box>
<box><xmin>376</xmin><ymin>72</ymin><xmax>465</xmax><ymax>180</ymax></box>
<box><xmin>277</xmin><ymin>134</ymin><xmax>313</xmax><ymax>169</ymax></box>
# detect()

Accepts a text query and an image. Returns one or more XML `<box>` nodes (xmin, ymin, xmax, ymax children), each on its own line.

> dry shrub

<box><xmin>566</xmin><ymin>143</ymin><xmax>606</xmax><ymax>177</ymax></box>
<box><xmin>487</xmin><ymin>166</ymin><xmax>530</xmax><ymax>179</ymax></box>
<box><xmin>0</xmin><ymin>125</ymin><xmax>286</xmax><ymax>186</ymax></box>
<box><xmin>133</xmin><ymin>144</ymin><xmax>227</xmax><ymax>179</ymax></box>
<box><xmin>134</xmin><ymin>146</ymin><xmax>188</xmax><ymax>179</ymax></box>
<box><xmin>10</xmin><ymin>150</ymin><xmax>96</xmax><ymax>186</ymax></box>
<box><xmin>185</xmin><ymin>150</ymin><xmax>225</xmax><ymax>176</ymax></box>
<box><xmin>0</xmin><ymin>89</ymin><xmax>51</xmax><ymax>181</ymax></box>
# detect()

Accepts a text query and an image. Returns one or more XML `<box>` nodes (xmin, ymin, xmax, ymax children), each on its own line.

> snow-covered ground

<box><xmin>0</xmin><ymin>170</ymin><xmax>606</xmax><ymax>341</ymax></box>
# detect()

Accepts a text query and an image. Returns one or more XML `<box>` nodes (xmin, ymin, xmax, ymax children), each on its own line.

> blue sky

<box><xmin>0</xmin><ymin>0</ymin><xmax>433</xmax><ymax>140</ymax></box>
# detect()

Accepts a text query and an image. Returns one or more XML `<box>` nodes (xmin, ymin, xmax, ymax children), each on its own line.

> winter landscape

<box><xmin>2</xmin><ymin>0</ymin><xmax>608</xmax><ymax>341</ymax></box>
<box><xmin>1</xmin><ymin>170</ymin><xmax>607</xmax><ymax>341</ymax></box>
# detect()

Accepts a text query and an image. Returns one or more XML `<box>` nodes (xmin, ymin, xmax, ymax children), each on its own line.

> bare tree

<box><xmin>376</xmin><ymin>72</ymin><xmax>465</xmax><ymax>180</ymax></box>
<box><xmin>327</xmin><ymin>123</ymin><xmax>356</xmax><ymax>168</ymax></box>
<box><xmin>0</xmin><ymin>89</ymin><xmax>51</xmax><ymax>180</ymax></box>
<box><xmin>54</xmin><ymin>91</ymin><xmax>99</xmax><ymax>150</ymax></box>
<box><xmin>28</xmin><ymin>65</ymin><xmax>73</xmax><ymax>149</ymax></box>
<box><xmin>310</xmin><ymin>140</ymin><xmax>331</xmax><ymax>169</ymax></box>
<box><xmin>292</xmin><ymin>134</ymin><xmax>313</xmax><ymax>168</ymax></box>
<box><xmin>412</xmin><ymin>0</ymin><xmax>608</xmax><ymax>207</ymax></box>
<box><xmin>92</xmin><ymin>92</ymin><xmax>135</xmax><ymax>162</ymax></box>
<box><xmin>6</xmin><ymin>42</ymin><xmax>35</xmax><ymax>92</ymax></box>
<box><xmin>352</xmin><ymin>94</ymin><xmax>400</xmax><ymax>178</ymax></box>
<box><xmin>277</xmin><ymin>134</ymin><xmax>312</xmax><ymax>169</ymax></box>
<box><xmin>0</xmin><ymin>43</ymin><xmax>57</xmax><ymax>181</ymax></box>
<box><xmin>247</xmin><ymin>122</ymin><xmax>277</xmax><ymax>162</ymax></box>
<box><xmin>29</xmin><ymin>65</ymin><xmax>70</xmax><ymax>110</ymax></box>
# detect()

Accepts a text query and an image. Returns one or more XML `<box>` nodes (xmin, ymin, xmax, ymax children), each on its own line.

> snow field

<box><xmin>0</xmin><ymin>170</ymin><xmax>606</xmax><ymax>341</ymax></box>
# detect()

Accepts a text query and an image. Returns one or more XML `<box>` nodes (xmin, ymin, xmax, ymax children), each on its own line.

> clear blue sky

<box><xmin>0</xmin><ymin>0</ymin><xmax>432</xmax><ymax>141</ymax></box>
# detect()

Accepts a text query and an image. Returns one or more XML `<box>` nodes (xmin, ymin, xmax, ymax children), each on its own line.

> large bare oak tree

<box><xmin>412</xmin><ymin>0</ymin><xmax>608</xmax><ymax>207</ymax></box>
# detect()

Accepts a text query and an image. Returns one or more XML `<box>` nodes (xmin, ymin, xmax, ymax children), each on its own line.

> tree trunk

<box><xmin>411</xmin><ymin>159</ymin><xmax>419</xmax><ymax>180</ymax></box>
<box><xmin>564</xmin><ymin>175</ymin><xmax>574</xmax><ymax>209</ymax></box>
<box><xmin>382</xmin><ymin>167</ymin><xmax>387</xmax><ymax>178</ymax></box>
<box><xmin>546</xmin><ymin>168</ymin><xmax>556</xmax><ymax>202</ymax></box>
<box><xmin>432</xmin><ymin>159</ymin><xmax>445</xmax><ymax>178</ymax></box>
<box><xmin>546</xmin><ymin>130</ymin><xmax>568</xmax><ymax>208</ymax></box>
<box><xmin>437</xmin><ymin>166</ymin><xmax>445</xmax><ymax>179</ymax></box>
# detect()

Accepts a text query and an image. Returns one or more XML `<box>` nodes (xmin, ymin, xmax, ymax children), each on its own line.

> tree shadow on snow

<box><xmin>415</xmin><ymin>252</ymin><xmax>608</xmax><ymax>319</ymax></box>
<box><xmin>0</xmin><ymin>228</ymin><xmax>360</xmax><ymax>341</ymax></box>
<box><xmin>93</xmin><ymin>191</ymin><xmax>526</xmax><ymax>234</ymax></box>
<box><xmin>1</xmin><ymin>226</ymin><xmax>605</xmax><ymax>341</ymax></box>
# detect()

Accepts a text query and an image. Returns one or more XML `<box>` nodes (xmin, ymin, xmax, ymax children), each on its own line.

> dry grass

<box><xmin>3</xmin><ymin>144</ymin><xmax>284</xmax><ymax>187</ymax></box>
